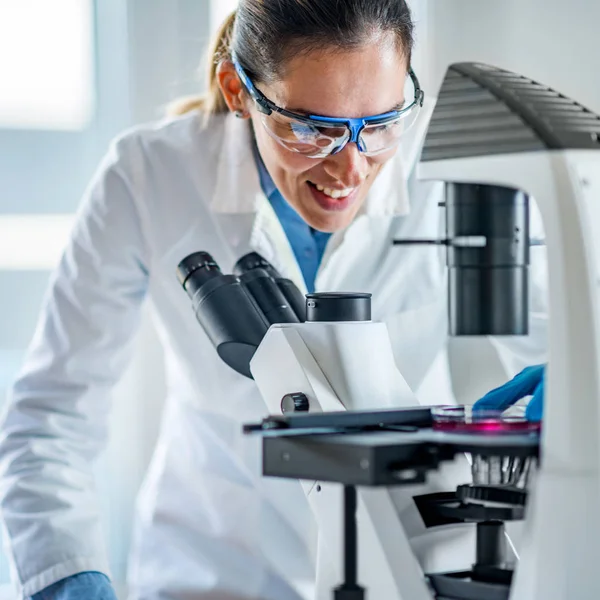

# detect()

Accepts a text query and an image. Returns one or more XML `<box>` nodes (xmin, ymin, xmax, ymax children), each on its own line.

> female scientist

<box><xmin>0</xmin><ymin>1</ymin><xmax>547</xmax><ymax>599</ymax></box>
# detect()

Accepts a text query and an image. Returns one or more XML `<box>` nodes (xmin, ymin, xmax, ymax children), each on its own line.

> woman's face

<box><xmin>248</xmin><ymin>39</ymin><xmax>408</xmax><ymax>232</ymax></box>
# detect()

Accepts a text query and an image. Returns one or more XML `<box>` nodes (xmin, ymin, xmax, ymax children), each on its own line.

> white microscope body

<box><xmin>249</xmin><ymin>63</ymin><xmax>600</xmax><ymax>600</ymax></box>
<box><xmin>250</xmin><ymin>319</ymin><xmax>473</xmax><ymax>600</ymax></box>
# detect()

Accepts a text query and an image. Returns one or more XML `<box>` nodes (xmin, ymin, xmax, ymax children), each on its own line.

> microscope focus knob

<box><xmin>281</xmin><ymin>393</ymin><xmax>310</xmax><ymax>413</ymax></box>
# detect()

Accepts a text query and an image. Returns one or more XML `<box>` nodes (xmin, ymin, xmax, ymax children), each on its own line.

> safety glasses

<box><xmin>232</xmin><ymin>53</ymin><xmax>424</xmax><ymax>159</ymax></box>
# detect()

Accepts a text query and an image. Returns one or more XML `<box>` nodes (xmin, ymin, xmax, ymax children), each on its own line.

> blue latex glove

<box><xmin>473</xmin><ymin>364</ymin><xmax>545</xmax><ymax>422</ymax></box>
<box><xmin>32</xmin><ymin>572</ymin><xmax>117</xmax><ymax>600</ymax></box>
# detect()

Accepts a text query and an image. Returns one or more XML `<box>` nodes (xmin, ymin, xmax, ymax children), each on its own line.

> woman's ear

<box><xmin>216</xmin><ymin>60</ymin><xmax>250</xmax><ymax>117</ymax></box>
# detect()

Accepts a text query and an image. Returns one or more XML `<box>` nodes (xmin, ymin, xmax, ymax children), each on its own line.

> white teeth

<box><xmin>313</xmin><ymin>183</ymin><xmax>354</xmax><ymax>199</ymax></box>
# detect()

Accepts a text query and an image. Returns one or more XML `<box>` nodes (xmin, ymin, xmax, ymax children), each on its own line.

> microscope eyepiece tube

<box><xmin>234</xmin><ymin>252</ymin><xmax>307</xmax><ymax>321</ymax></box>
<box><xmin>234</xmin><ymin>252</ymin><xmax>281</xmax><ymax>280</ymax></box>
<box><xmin>237</xmin><ymin>268</ymin><xmax>300</xmax><ymax>324</ymax></box>
<box><xmin>446</xmin><ymin>183</ymin><xmax>530</xmax><ymax>336</ymax></box>
<box><xmin>177</xmin><ymin>252</ymin><xmax>270</xmax><ymax>378</ymax></box>
<box><xmin>177</xmin><ymin>251</ymin><xmax>222</xmax><ymax>297</ymax></box>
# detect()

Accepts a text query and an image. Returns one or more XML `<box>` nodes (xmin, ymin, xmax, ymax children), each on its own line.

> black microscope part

<box><xmin>446</xmin><ymin>183</ymin><xmax>530</xmax><ymax>336</ymax></box>
<box><xmin>280</xmin><ymin>393</ymin><xmax>310</xmax><ymax>414</ymax></box>
<box><xmin>306</xmin><ymin>292</ymin><xmax>372</xmax><ymax>322</ymax></box>
<box><xmin>176</xmin><ymin>251</ymin><xmax>222</xmax><ymax>296</ymax></box>
<box><xmin>237</xmin><ymin>268</ymin><xmax>300</xmax><ymax>325</ymax></box>
<box><xmin>234</xmin><ymin>251</ymin><xmax>282</xmax><ymax>279</ymax></box>
<box><xmin>235</xmin><ymin>251</ymin><xmax>307</xmax><ymax>321</ymax></box>
<box><xmin>177</xmin><ymin>257</ymin><xmax>270</xmax><ymax>374</ymax></box>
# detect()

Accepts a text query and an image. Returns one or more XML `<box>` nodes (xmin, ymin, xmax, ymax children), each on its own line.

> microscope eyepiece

<box><xmin>177</xmin><ymin>251</ymin><xmax>222</xmax><ymax>297</ymax></box>
<box><xmin>177</xmin><ymin>251</ymin><xmax>306</xmax><ymax>378</ymax></box>
<box><xmin>234</xmin><ymin>252</ymin><xmax>307</xmax><ymax>322</ymax></box>
<box><xmin>234</xmin><ymin>251</ymin><xmax>282</xmax><ymax>279</ymax></box>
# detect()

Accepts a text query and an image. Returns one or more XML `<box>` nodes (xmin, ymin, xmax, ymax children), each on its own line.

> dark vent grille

<box><xmin>422</xmin><ymin>63</ymin><xmax>600</xmax><ymax>162</ymax></box>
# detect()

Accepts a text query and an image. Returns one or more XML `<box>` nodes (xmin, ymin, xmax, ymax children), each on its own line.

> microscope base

<box><xmin>428</xmin><ymin>571</ymin><xmax>510</xmax><ymax>600</ymax></box>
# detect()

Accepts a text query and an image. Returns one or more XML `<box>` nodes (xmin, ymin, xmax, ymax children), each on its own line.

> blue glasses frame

<box><xmin>232</xmin><ymin>53</ymin><xmax>425</xmax><ymax>155</ymax></box>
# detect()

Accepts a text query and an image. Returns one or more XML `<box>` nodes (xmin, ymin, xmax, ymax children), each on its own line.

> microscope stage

<box><xmin>262</xmin><ymin>428</ymin><xmax>539</xmax><ymax>486</ymax></box>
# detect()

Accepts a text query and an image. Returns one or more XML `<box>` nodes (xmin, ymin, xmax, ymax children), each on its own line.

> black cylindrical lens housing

<box><xmin>446</xmin><ymin>183</ymin><xmax>530</xmax><ymax>336</ymax></box>
<box><xmin>238</xmin><ymin>269</ymin><xmax>299</xmax><ymax>324</ymax></box>
<box><xmin>306</xmin><ymin>292</ymin><xmax>372</xmax><ymax>323</ymax></box>
<box><xmin>277</xmin><ymin>279</ymin><xmax>307</xmax><ymax>322</ymax></box>
<box><xmin>177</xmin><ymin>251</ymin><xmax>222</xmax><ymax>297</ymax></box>
<box><xmin>235</xmin><ymin>252</ymin><xmax>307</xmax><ymax>322</ymax></box>
<box><xmin>234</xmin><ymin>252</ymin><xmax>281</xmax><ymax>280</ymax></box>
<box><xmin>177</xmin><ymin>253</ymin><xmax>269</xmax><ymax>378</ymax></box>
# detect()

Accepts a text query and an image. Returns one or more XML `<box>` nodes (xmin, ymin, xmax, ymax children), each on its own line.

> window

<box><xmin>0</xmin><ymin>0</ymin><xmax>94</xmax><ymax>130</ymax></box>
<box><xmin>0</xmin><ymin>214</ymin><xmax>74</xmax><ymax>270</ymax></box>
<box><xmin>210</xmin><ymin>0</ymin><xmax>238</xmax><ymax>32</ymax></box>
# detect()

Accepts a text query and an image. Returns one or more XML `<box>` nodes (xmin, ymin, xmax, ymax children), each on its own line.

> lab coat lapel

<box><xmin>249</xmin><ymin>200</ymin><xmax>308</xmax><ymax>294</ymax></box>
<box><xmin>209</xmin><ymin>113</ymin><xmax>262</xmax><ymax>215</ymax></box>
<box><xmin>209</xmin><ymin>113</ymin><xmax>307</xmax><ymax>292</ymax></box>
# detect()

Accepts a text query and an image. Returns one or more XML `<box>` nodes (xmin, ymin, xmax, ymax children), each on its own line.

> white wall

<box><xmin>428</xmin><ymin>0</ymin><xmax>600</xmax><ymax>111</ymax></box>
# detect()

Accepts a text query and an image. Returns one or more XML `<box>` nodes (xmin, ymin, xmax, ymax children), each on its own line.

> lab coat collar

<box><xmin>363</xmin><ymin>152</ymin><xmax>410</xmax><ymax>217</ymax></box>
<box><xmin>207</xmin><ymin>114</ymin><xmax>306</xmax><ymax>289</ymax></box>
<box><xmin>210</xmin><ymin>113</ymin><xmax>264</xmax><ymax>214</ymax></box>
<box><xmin>209</xmin><ymin>112</ymin><xmax>414</xmax><ymax>217</ymax></box>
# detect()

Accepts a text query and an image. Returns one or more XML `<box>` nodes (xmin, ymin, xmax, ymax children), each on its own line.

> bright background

<box><xmin>0</xmin><ymin>0</ymin><xmax>598</xmax><ymax>597</ymax></box>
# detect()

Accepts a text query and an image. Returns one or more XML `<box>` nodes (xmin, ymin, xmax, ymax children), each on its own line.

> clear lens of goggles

<box><xmin>262</xmin><ymin>79</ymin><xmax>421</xmax><ymax>158</ymax></box>
<box><xmin>262</xmin><ymin>104</ymin><xmax>420</xmax><ymax>158</ymax></box>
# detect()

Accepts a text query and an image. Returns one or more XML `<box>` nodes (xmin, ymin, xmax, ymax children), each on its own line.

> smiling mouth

<box><xmin>306</xmin><ymin>181</ymin><xmax>362</xmax><ymax>213</ymax></box>
<box><xmin>307</xmin><ymin>181</ymin><xmax>357</xmax><ymax>199</ymax></box>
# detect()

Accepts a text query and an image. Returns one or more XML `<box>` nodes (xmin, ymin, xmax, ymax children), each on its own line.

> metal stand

<box><xmin>334</xmin><ymin>486</ymin><xmax>365</xmax><ymax>599</ymax></box>
<box><xmin>476</xmin><ymin>521</ymin><xmax>506</xmax><ymax>568</ymax></box>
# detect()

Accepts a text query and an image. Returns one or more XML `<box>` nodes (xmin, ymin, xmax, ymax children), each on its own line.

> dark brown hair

<box><xmin>169</xmin><ymin>0</ymin><xmax>414</xmax><ymax>117</ymax></box>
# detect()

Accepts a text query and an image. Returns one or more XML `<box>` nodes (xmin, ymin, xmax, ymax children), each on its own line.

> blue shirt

<box><xmin>254</xmin><ymin>149</ymin><xmax>331</xmax><ymax>293</ymax></box>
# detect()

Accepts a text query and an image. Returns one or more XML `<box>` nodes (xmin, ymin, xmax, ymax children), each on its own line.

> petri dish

<box><xmin>431</xmin><ymin>405</ymin><xmax>541</xmax><ymax>434</ymax></box>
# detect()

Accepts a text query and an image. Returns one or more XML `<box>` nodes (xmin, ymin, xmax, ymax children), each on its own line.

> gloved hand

<box><xmin>473</xmin><ymin>364</ymin><xmax>545</xmax><ymax>422</ymax></box>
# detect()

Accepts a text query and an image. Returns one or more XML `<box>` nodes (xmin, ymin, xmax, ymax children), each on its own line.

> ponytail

<box><xmin>167</xmin><ymin>10</ymin><xmax>236</xmax><ymax>118</ymax></box>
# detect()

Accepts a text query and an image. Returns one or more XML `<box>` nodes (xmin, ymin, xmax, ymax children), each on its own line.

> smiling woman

<box><xmin>208</xmin><ymin>2</ymin><xmax>418</xmax><ymax>232</ymax></box>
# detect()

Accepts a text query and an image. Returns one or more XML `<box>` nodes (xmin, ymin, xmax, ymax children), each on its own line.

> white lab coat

<box><xmin>0</xmin><ymin>107</ymin><xmax>548</xmax><ymax>600</ymax></box>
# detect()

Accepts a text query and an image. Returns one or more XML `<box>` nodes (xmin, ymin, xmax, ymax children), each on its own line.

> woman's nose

<box><xmin>322</xmin><ymin>142</ymin><xmax>368</xmax><ymax>188</ymax></box>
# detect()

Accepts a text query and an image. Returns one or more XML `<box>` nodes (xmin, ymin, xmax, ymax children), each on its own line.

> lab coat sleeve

<box><xmin>0</xmin><ymin>135</ymin><xmax>150</xmax><ymax>598</ymax></box>
<box><xmin>488</xmin><ymin>199</ymin><xmax>549</xmax><ymax>376</ymax></box>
